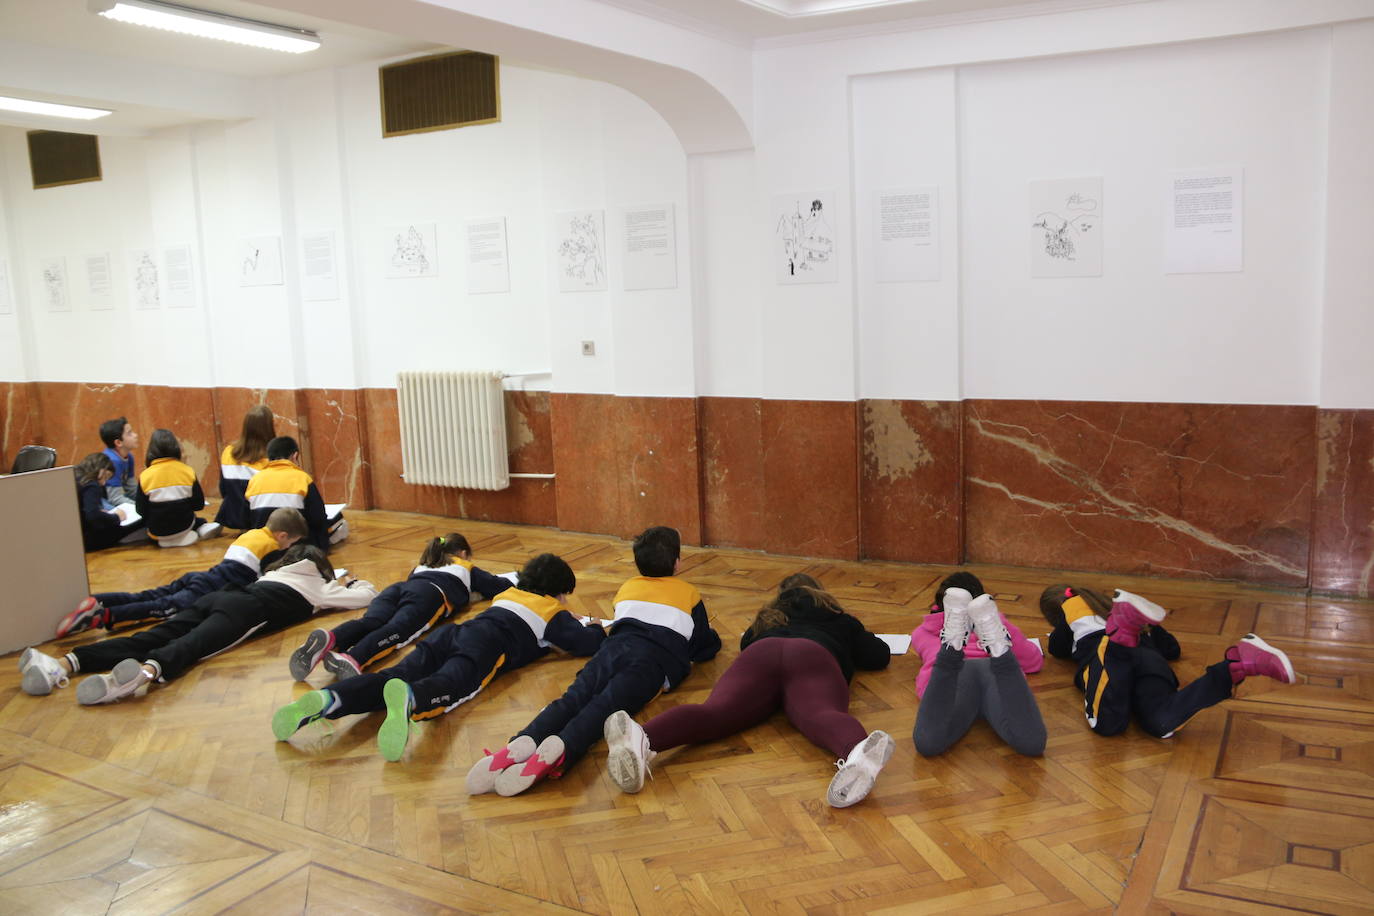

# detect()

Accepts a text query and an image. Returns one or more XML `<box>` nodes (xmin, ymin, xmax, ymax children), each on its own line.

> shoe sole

<box><xmin>827</xmin><ymin>731</ymin><xmax>895</xmax><ymax>808</ymax></box>
<box><xmin>603</xmin><ymin>711</ymin><xmax>646</xmax><ymax>794</ymax></box>
<box><xmin>21</xmin><ymin>665</ymin><xmax>58</xmax><ymax>696</ymax></box>
<box><xmin>1114</xmin><ymin>589</ymin><xmax>1167</xmax><ymax>623</ymax></box>
<box><xmin>323</xmin><ymin>653</ymin><xmax>361</xmax><ymax>681</ymax></box>
<box><xmin>465</xmin><ymin>736</ymin><xmax>537</xmax><ymax>795</ymax></box>
<box><xmin>272</xmin><ymin>690</ymin><xmax>329</xmax><ymax>741</ymax></box>
<box><xmin>76</xmin><ymin>659</ymin><xmax>147</xmax><ymax>706</ymax></box>
<box><xmin>1242</xmin><ymin>633</ymin><xmax>1297</xmax><ymax>684</ymax></box>
<box><xmin>377</xmin><ymin>679</ymin><xmax>413</xmax><ymax>762</ymax></box>
<box><xmin>289</xmin><ymin>630</ymin><xmax>332</xmax><ymax>681</ymax></box>
<box><xmin>495</xmin><ymin>735</ymin><xmax>564</xmax><ymax>796</ymax></box>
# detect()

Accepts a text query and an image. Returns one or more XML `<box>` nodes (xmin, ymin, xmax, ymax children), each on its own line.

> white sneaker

<box><xmin>827</xmin><ymin>730</ymin><xmax>894</xmax><ymax>808</ymax></box>
<box><xmin>197</xmin><ymin>522</ymin><xmax>223</xmax><ymax>540</ymax></box>
<box><xmin>604</xmin><ymin>710</ymin><xmax>652</xmax><ymax>794</ymax></box>
<box><xmin>967</xmin><ymin>594</ymin><xmax>1011</xmax><ymax>658</ymax></box>
<box><xmin>19</xmin><ymin>648</ymin><xmax>69</xmax><ymax>696</ymax></box>
<box><xmin>939</xmin><ymin>587</ymin><xmax>974</xmax><ymax>650</ymax></box>
<box><xmin>76</xmin><ymin>659</ymin><xmax>151</xmax><ymax>706</ymax></box>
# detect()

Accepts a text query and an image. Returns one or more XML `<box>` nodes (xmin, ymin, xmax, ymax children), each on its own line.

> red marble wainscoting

<box><xmin>859</xmin><ymin>399</ymin><xmax>962</xmax><ymax>565</ymax></box>
<box><xmin>549</xmin><ymin>393</ymin><xmax>701</xmax><ymax>544</ymax></box>
<box><xmin>1311</xmin><ymin>408</ymin><xmax>1374</xmax><ymax>597</ymax></box>
<box><xmin>10</xmin><ymin>383</ymin><xmax>1374</xmax><ymax>596</ymax></box>
<box><xmin>0</xmin><ymin>381</ymin><xmax>44</xmax><ymax>472</ymax></box>
<box><xmin>963</xmin><ymin>400</ymin><xmax>1316</xmax><ymax>587</ymax></box>
<box><xmin>699</xmin><ymin>397</ymin><xmax>860</xmax><ymax>560</ymax></box>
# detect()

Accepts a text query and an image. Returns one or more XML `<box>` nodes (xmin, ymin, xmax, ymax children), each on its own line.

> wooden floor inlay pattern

<box><xmin>2</xmin><ymin>508</ymin><xmax>1372</xmax><ymax>914</ymax></box>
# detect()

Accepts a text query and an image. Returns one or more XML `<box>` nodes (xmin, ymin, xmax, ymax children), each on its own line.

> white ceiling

<box><xmin>0</xmin><ymin>0</ymin><xmax>1140</xmax><ymax>134</ymax></box>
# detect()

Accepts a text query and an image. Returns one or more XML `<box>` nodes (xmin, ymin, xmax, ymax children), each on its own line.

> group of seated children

<box><xmin>74</xmin><ymin>407</ymin><xmax>348</xmax><ymax>555</ymax></box>
<box><xmin>22</xmin><ymin>506</ymin><xmax>1303</xmax><ymax>811</ymax></box>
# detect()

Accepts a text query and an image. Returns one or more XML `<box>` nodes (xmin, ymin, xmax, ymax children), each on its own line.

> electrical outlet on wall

<box><xmin>581</xmin><ymin>340</ymin><xmax>595</xmax><ymax>356</ymax></box>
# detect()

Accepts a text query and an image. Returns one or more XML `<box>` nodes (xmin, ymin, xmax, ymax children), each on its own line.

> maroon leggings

<box><xmin>642</xmin><ymin>637</ymin><xmax>868</xmax><ymax>758</ymax></box>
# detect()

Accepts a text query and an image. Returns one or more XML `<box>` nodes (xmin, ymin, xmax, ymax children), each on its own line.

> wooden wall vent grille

<box><xmin>380</xmin><ymin>51</ymin><xmax>500</xmax><ymax>137</ymax></box>
<box><xmin>28</xmin><ymin>131</ymin><xmax>102</xmax><ymax>190</ymax></box>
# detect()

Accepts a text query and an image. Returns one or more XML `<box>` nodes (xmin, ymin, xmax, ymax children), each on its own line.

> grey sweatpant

<box><xmin>913</xmin><ymin>644</ymin><xmax>1047</xmax><ymax>756</ymax></box>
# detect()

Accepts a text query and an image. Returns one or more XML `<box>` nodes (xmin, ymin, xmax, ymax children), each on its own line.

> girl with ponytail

<box><xmin>286</xmin><ymin>532</ymin><xmax>514</xmax><ymax>681</ymax></box>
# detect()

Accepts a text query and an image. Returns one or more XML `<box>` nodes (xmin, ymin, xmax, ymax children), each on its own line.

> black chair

<box><xmin>9</xmin><ymin>445</ymin><xmax>58</xmax><ymax>475</ymax></box>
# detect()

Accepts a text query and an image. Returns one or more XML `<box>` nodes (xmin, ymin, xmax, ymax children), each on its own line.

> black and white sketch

<box><xmin>553</xmin><ymin>210</ymin><xmax>607</xmax><ymax>292</ymax></box>
<box><xmin>240</xmin><ymin>236</ymin><xmax>284</xmax><ymax>287</ymax></box>
<box><xmin>385</xmin><ymin>223</ymin><xmax>438</xmax><ymax>279</ymax></box>
<box><xmin>41</xmin><ymin>258</ymin><xmax>69</xmax><ymax>312</ymax></box>
<box><xmin>774</xmin><ymin>192</ymin><xmax>837</xmax><ymax>284</ymax></box>
<box><xmin>1030</xmin><ymin>177</ymin><xmax>1103</xmax><ymax>277</ymax></box>
<box><xmin>129</xmin><ymin>249</ymin><xmax>161</xmax><ymax>308</ymax></box>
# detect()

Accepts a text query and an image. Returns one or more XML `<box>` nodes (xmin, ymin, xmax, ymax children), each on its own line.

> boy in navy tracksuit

<box><xmin>56</xmin><ymin>508</ymin><xmax>309</xmax><ymax>636</ymax></box>
<box><xmin>246</xmin><ymin>436</ymin><xmax>344</xmax><ymax>551</ymax></box>
<box><xmin>468</xmin><ymin>525</ymin><xmax>721</xmax><ymax>797</ymax></box>
<box><xmin>272</xmin><ymin>553</ymin><xmax>605</xmax><ymax>761</ymax></box>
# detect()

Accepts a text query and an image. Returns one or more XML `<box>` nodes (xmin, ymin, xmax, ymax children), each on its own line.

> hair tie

<box><xmin>438</xmin><ymin>536</ymin><xmax>445</xmax><ymax>544</ymax></box>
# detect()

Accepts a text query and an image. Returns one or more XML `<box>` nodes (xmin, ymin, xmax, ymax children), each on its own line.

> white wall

<box><xmin>1320</xmin><ymin>19</ymin><xmax>1374</xmax><ymax>410</ymax></box>
<box><xmin>3</xmin><ymin>0</ymin><xmax>1373</xmax><ymax>413</ymax></box>
<box><xmin>959</xmin><ymin>29</ymin><xmax>1329</xmax><ymax>404</ymax></box>
<box><xmin>0</xmin><ymin>59</ymin><xmax>691</xmax><ymax>397</ymax></box>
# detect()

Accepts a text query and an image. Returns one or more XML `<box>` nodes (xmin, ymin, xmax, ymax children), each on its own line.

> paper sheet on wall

<box><xmin>240</xmin><ymin>236</ymin><xmax>284</xmax><ymax>287</ymax></box>
<box><xmin>386</xmin><ymin>223</ymin><xmax>438</xmax><ymax>279</ymax></box>
<box><xmin>774</xmin><ymin>191</ymin><xmax>837</xmax><ymax>284</ymax></box>
<box><xmin>0</xmin><ymin>260</ymin><xmax>11</xmax><ymax>315</ymax></box>
<box><xmin>129</xmin><ymin>249</ymin><xmax>161</xmax><ymax>308</ymax></box>
<box><xmin>1165</xmin><ymin>167</ymin><xmax>1243</xmax><ymax>273</ymax></box>
<box><xmin>1030</xmin><ymin>177</ymin><xmax>1103</xmax><ymax>278</ymax></box>
<box><xmin>620</xmin><ymin>203</ymin><xmax>677</xmax><ymax>290</ymax></box>
<box><xmin>301</xmin><ymin>231</ymin><xmax>340</xmax><ymax>301</ymax></box>
<box><xmin>41</xmin><ymin>258</ymin><xmax>69</xmax><ymax>312</ymax></box>
<box><xmin>163</xmin><ymin>245</ymin><xmax>195</xmax><ymax>309</ymax></box>
<box><xmin>85</xmin><ymin>253</ymin><xmax>113</xmax><ymax>308</ymax></box>
<box><xmin>465</xmin><ymin>218</ymin><xmax>510</xmax><ymax>295</ymax></box>
<box><xmin>876</xmin><ymin>187</ymin><xmax>940</xmax><ymax>283</ymax></box>
<box><xmin>554</xmin><ymin>210</ymin><xmax>608</xmax><ymax>292</ymax></box>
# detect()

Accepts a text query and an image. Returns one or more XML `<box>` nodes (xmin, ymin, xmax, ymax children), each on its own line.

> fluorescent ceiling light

<box><xmin>90</xmin><ymin>0</ymin><xmax>321</xmax><ymax>53</ymax></box>
<box><xmin>0</xmin><ymin>95</ymin><xmax>113</xmax><ymax>120</ymax></box>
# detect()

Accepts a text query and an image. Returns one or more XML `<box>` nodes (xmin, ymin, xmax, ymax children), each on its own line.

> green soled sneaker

<box><xmin>377</xmin><ymin>679</ymin><xmax>415</xmax><ymax>762</ymax></box>
<box><xmin>272</xmin><ymin>689</ymin><xmax>331</xmax><ymax>741</ymax></box>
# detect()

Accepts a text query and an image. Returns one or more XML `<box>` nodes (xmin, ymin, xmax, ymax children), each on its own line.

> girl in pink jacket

<box><xmin>910</xmin><ymin>572</ymin><xmax>1046</xmax><ymax>756</ymax></box>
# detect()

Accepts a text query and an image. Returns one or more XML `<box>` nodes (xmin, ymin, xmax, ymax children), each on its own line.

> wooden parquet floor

<box><xmin>2</xmin><ymin>508</ymin><xmax>1372</xmax><ymax>914</ymax></box>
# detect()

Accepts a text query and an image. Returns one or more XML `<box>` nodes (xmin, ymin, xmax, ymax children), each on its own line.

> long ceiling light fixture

<box><xmin>0</xmin><ymin>95</ymin><xmax>113</xmax><ymax>120</ymax></box>
<box><xmin>89</xmin><ymin>0</ymin><xmax>322</xmax><ymax>53</ymax></box>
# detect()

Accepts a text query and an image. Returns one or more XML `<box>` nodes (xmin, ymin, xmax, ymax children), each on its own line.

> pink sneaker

<box><xmin>1227</xmin><ymin>634</ymin><xmax>1297</xmax><ymax>685</ymax></box>
<box><xmin>495</xmin><ymin>735</ymin><xmax>566</xmax><ymax>797</ymax></box>
<box><xmin>1106</xmin><ymin>588</ymin><xmax>1167</xmax><ymax>647</ymax></box>
<box><xmin>56</xmin><ymin>598</ymin><xmax>107</xmax><ymax>638</ymax></box>
<box><xmin>322</xmin><ymin>651</ymin><xmax>362</xmax><ymax>681</ymax></box>
<box><xmin>465</xmin><ymin>736</ymin><xmax>536</xmax><ymax>795</ymax></box>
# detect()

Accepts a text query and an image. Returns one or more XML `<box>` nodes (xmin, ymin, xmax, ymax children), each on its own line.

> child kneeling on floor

<box><xmin>19</xmin><ymin>545</ymin><xmax>376</xmax><ymax>703</ymax></box>
<box><xmin>271</xmin><ymin>552</ymin><xmax>605</xmax><ymax>761</ymax></box>
<box><xmin>285</xmin><ymin>531</ymin><xmax>516</xmax><ymax>682</ymax></box>
<box><xmin>466</xmin><ymin>525</ymin><xmax>721</xmax><ymax>797</ymax></box>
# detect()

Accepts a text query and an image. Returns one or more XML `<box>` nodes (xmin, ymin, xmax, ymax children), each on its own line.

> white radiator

<box><xmin>397</xmin><ymin>371</ymin><xmax>509</xmax><ymax>490</ymax></box>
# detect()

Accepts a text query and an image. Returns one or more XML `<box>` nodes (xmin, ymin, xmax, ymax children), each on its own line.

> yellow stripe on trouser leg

<box><xmin>1087</xmin><ymin>635</ymin><xmax>1110</xmax><ymax>722</ymax></box>
<box><xmin>409</xmin><ymin>653</ymin><xmax>506</xmax><ymax>721</ymax></box>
